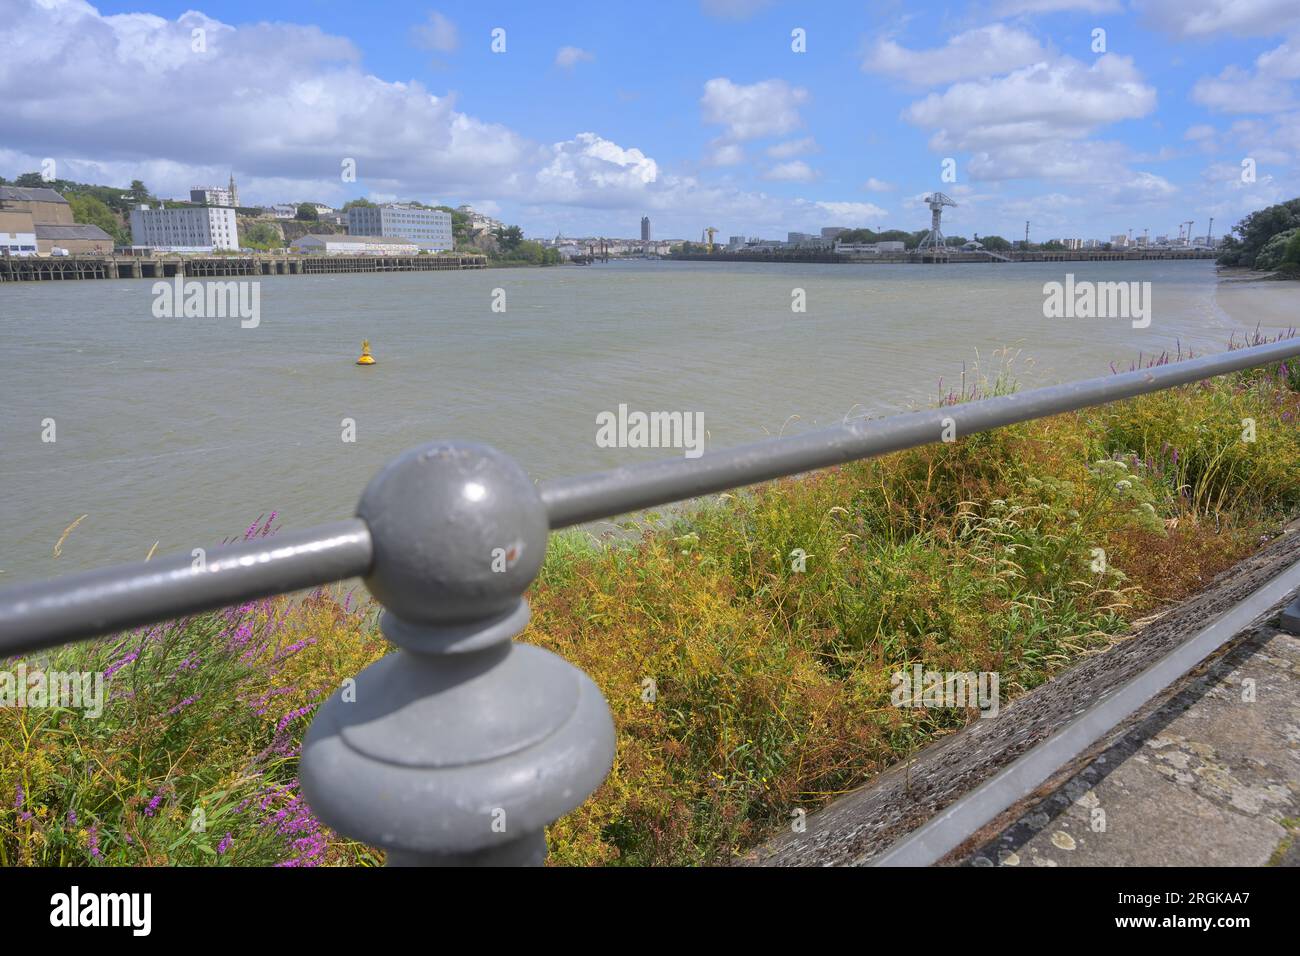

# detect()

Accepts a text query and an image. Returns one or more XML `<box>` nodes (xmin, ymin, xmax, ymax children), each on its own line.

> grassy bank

<box><xmin>3</xmin><ymin>339</ymin><xmax>1298</xmax><ymax>866</ymax></box>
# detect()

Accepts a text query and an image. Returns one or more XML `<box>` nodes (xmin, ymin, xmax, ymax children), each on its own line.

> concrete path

<box><xmin>959</xmin><ymin>615</ymin><xmax>1300</xmax><ymax>867</ymax></box>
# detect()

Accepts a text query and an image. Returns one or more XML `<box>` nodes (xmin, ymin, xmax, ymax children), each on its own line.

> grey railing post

<box><xmin>300</xmin><ymin>441</ymin><xmax>616</xmax><ymax>866</ymax></box>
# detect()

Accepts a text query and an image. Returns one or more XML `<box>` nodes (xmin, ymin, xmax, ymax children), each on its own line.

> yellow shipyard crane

<box><xmin>700</xmin><ymin>226</ymin><xmax>718</xmax><ymax>253</ymax></box>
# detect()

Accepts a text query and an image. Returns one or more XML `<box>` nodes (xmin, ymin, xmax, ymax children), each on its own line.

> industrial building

<box><xmin>0</xmin><ymin>186</ymin><xmax>114</xmax><ymax>255</ymax></box>
<box><xmin>290</xmin><ymin>234</ymin><xmax>420</xmax><ymax>256</ymax></box>
<box><xmin>0</xmin><ymin>210</ymin><xmax>38</xmax><ymax>256</ymax></box>
<box><xmin>346</xmin><ymin>204</ymin><xmax>452</xmax><ymax>251</ymax></box>
<box><xmin>129</xmin><ymin>204</ymin><xmax>239</xmax><ymax>252</ymax></box>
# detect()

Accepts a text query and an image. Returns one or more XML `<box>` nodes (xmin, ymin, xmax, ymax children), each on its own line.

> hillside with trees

<box><xmin>1217</xmin><ymin>198</ymin><xmax>1300</xmax><ymax>275</ymax></box>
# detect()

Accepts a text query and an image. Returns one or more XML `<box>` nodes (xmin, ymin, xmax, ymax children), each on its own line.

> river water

<box><xmin>0</xmin><ymin>259</ymin><xmax>1279</xmax><ymax>582</ymax></box>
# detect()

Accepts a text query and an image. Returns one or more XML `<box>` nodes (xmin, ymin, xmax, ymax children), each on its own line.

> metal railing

<box><xmin>2</xmin><ymin>337</ymin><xmax>1298</xmax><ymax>865</ymax></box>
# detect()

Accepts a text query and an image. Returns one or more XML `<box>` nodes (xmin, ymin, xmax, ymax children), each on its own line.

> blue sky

<box><xmin>4</xmin><ymin>0</ymin><xmax>1299</xmax><ymax>241</ymax></box>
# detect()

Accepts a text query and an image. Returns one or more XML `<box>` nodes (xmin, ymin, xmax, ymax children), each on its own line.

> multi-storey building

<box><xmin>348</xmin><ymin>204</ymin><xmax>452</xmax><ymax>251</ymax></box>
<box><xmin>129</xmin><ymin>204</ymin><xmax>240</xmax><ymax>251</ymax></box>
<box><xmin>190</xmin><ymin>174</ymin><xmax>239</xmax><ymax>208</ymax></box>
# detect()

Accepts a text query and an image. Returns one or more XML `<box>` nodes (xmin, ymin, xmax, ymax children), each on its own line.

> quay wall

<box><xmin>0</xmin><ymin>253</ymin><xmax>488</xmax><ymax>282</ymax></box>
<box><xmin>669</xmin><ymin>249</ymin><xmax>1219</xmax><ymax>265</ymax></box>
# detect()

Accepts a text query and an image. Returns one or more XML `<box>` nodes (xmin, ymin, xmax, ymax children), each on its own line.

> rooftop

<box><xmin>0</xmin><ymin>186</ymin><xmax>69</xmax><ymax>204</ymax></box>
<box><xmin>34</xmin><ymin>224</ymin><xmax>113</xmax><ymax>240</ymax></box>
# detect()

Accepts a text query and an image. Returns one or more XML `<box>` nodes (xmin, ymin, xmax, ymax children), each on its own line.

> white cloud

<box><xmin>763</xmin><ymin>160</ymin><xmax>816</xmax><ymax>181</ymax></box>
<box><xmin>411</xmin><ymin>11</ymin><xmax>458</xmax><ymax>53</ymax></box>
<box><xmin>705</xmin><ymin>141</ymin><xmax>746</xmax><ymax>166</ymax></box>
<box><xmin>534</xmin><ymin>133</ymin><xmax>659</xmax><ymax>204</ymax></box>
<box><xmin>701</xmin><ymin>77</ymin><xmax>808</xmax><ymax>141</ymax></box>
<box><xmin>1192</xmin><ymin>39</ymin><xmax>1300</xmax><ymax>114</ymax></box>
<box><xmin>808</xmin><ymin>200</ymin><xmax>889</xmax><ymax>224</ymax></box>
<box><xmin>1137</xmin><ymin>0</ymin><xmax>1300</xmax><ymax>39</ymax></box>
<box><xmin>766</xmin><ymin>137</ymin><xmax>818</xmax><ymax>159</ymax></box>
<box><xmin>863</xmin><ymin>25</ymin><xmax>1048</xmax><ymax>87</ymax></box>
<box><xmin>0</xmin><ymin>0</ymin><xmax>528</xmax><ymax>204</ymax></box>
<box><xmin>555</xmin><ymin>46</ymin><xmax>595</xmax><ymax>69</ymax></box>
<box><xmin>863</xmin><ymin>177</ymin><xmax>894</xmax><ymax>192</ymax></box>
<box><xmin>1193</xmin><ymin>67</ymin><xmax>1295</xmax><ymax>113</ymax></box>
<box><xmin>906</xmin><ymin>55</ymin><xmax>1156</xmax><ymax>154</ymax></box>
<box><xmin>1257</xmin><ymin>40</ymin><xmax>1300</xmax><ymax>79</ymax></box>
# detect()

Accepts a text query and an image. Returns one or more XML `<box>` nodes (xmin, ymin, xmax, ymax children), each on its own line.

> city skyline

<box><xmin>1</xmin><ymin>0</ymin><xmax>1296</xmax><ymax>243</ymax></box>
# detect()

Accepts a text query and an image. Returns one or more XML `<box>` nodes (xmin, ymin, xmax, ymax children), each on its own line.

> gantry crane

<box><xmin>916</xmin><ymin>193</ymin><xmax>957</xmax><ymax>252</ymax></box>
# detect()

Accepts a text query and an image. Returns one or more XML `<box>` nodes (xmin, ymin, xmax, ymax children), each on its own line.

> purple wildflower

<box><xmin>217</xmin><ymin>833</ymin><xmax>234</xmax><ymax>855</ymax></box>
<box><xmin>103</xmin><ymin>650</ymin><xmax>140</xmax><ymax>680</ymax></box>
<box><xmin>275</xmin><ymin>704</ymin><xmax>314</xmax><ymax>733</ymax></box>
<box><xmin>167</xmin><ymin>694</ymin><xmax>200</xmax><ymax>716</ymax></box>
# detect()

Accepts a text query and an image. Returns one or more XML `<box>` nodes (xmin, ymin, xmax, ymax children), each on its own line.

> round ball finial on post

<box><xmin>300</xmin><ymin>441</ymin><xmax>615</xmax><ymax>866</ymax></box>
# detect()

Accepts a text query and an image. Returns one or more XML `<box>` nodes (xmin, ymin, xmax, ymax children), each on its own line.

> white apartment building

<box><xmin>130</xmin><ymin>204</ymin><xmax>239</xmax><ymax>251</ymax></box>
<box><xmin>190</xmin><ymin>186</ymin><xmax>234</xmax><ymax>206</ymax></box>
<box><xmin>349</xmin><ymin>204</ymin><xmax>453</xmax><ymax>251</ymax></box>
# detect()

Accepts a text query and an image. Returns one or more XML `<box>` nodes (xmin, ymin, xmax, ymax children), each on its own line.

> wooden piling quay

<box><xmin>671</xmin><ymin>249</ymin><xmax>1219</xmax><ymax>265</ymax></box>
<box><xmin>0</xmin><ymin>253</ymin><xmax>488</xmax><ymax>283</ymax></box>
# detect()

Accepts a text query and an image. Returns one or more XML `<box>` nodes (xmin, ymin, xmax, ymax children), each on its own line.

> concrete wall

<box><xmin>36</xmin><ymin>234</ymin><xmax>112</xmax><ymax>255</ymax></box>
<box><xmin>0</xmin><ymin>210</ymin><xmax>38</xmax><ymax>255</ymax></box>
<box><xmin>5</xmin><ymin>199</ymin><xmax>73</xmax><ymax>226</ymax></box>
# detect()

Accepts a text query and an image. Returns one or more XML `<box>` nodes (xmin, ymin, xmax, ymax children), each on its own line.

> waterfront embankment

<box><xmin>0</xmin><ymin>252</ymin><xmax>487</xmax><ymax>282</ymax></box>
<box><xmin>672</xmin><ymin>249</ymin><xmax>1218</xmax><ymax>265</ymax></box>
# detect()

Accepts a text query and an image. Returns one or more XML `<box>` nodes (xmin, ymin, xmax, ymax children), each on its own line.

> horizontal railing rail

<box><xmin>1</xmin><ymin>335</ymin><xmax>1298</xmax><ymax>865</ymax></box>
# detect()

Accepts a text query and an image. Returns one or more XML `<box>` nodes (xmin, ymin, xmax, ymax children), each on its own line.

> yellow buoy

<box><xmin>356</xmin><ymin>340</ymin><xmax>376</xmax><ymax>365</ymax></box>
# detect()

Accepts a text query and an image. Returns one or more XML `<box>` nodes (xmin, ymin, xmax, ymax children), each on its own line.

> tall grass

<box><xmin>3</xmin><ymin>343</ymin><xmax>1298</xmax><ymax>866</ymax></box>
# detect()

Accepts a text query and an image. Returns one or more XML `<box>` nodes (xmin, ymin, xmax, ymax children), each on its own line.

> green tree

<box><xmin>980</xmin><ymin>235</ymin><xmax>1011</xmax><ymax>251</ymax></box>
<box><xmin>435</xmin><ymin>205</ymin><xmax>471</xmax><ymax>247</ymax></box>
<box><xmin>1217</xmin><ymin>198</ymin><xmax>1300</xmax><ymax>267</ymax></box>
<box><xmin>296</xmin><ymin>203</ymin><xmax>319</xmax><ymax>221</ymax></box>
<box><xmin>1285</xmin><ymin>230</ymin><xmax>1300</xmax><ymax>266</ymax></box>
<box><xmin>242</xmin><ymin>221</ymin><xmax>284</xmax><ymax>250</ymax></box>
<box><xmin>1252</xmin><ymin>228</ymin><xmax>1299</xmax><ymax>271</ymax></box>
<box><xmin>341</xmin><ymin>198</ymin><xmax>376</xmax><ymax>210</ymax></box>
<box><xmin>68</xmin><ymin>194</ymin><xmax>128</xmax><ymax>245</ymax></box>
<box><xmin>492</xmin><ymin>224</ymin><xmax>524</xmax><ymax>253</ymax></box>
<box><xmin>1042</xmin><ymin>239</ymin><xmax>1065</xmax><ymax>251</ymax></box>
